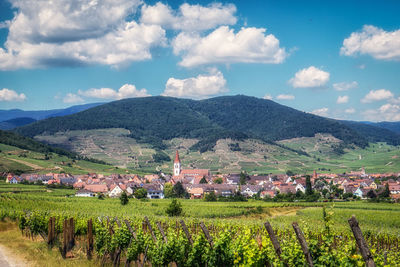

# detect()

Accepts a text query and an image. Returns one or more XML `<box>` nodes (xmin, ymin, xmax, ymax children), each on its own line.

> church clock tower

<box><xmin>173</xmin><ymin>150</ymin><xmax>181</xmax><ymax>176</ymax></box>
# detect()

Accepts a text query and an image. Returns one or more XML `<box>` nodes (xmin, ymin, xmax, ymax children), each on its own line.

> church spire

<box><xmin>174</xmin><ymin>150</ymin><xmax>180</xmax><ymax>163</ymax></box>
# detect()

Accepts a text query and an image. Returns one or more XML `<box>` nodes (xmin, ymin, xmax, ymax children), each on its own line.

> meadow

<box><xmin>1</xmin><ymin>184</ymin><xmax>400</xmax><ymax>266</ymax></box>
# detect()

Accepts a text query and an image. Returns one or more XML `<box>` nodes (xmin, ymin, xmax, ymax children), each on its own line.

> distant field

<box><xmin>0</xmin><ymin>142</ymin><xmax>146</xmax><ymax>175</ymax></box>
<box><xmin>34</xmin><ymin>129</ymin><xmax>400</xmax><ymax>174</ymax></box>
<box><xmin>1</xmin><ymin>184</ymin><xmax>399</xmax><ymax>235</ymax></box>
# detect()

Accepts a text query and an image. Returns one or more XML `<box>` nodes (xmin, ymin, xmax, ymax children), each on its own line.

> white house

<box><xmin>7</xmin><ymin>176</ymin><xmax>19</xmax><ymax>184</ymax></box>
<box><xmin>75</xmin><ymin>189</ymin><xmax>95</xmax><ymax>197</ymax></box>
<box><xmin>295</xmin><ymin>183</ymin><xmax>305</xmax><ymax>193</ymax></box>
<box><xmin>108</xmin><ymin>185</ymin><xmax>123</xmax><ymax>198</ymax></box>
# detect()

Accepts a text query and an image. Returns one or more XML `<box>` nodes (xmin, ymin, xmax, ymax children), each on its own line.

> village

<box><xmin>5</xmin><ymin>151</ymin><xmax>400</xmax><ymax>201</ymax></box>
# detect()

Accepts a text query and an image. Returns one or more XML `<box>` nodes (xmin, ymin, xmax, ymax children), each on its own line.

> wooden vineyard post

<box><xmin>61</xmin><ymin>219</ymin><xmax>68</xmax><ymax>258</ymax></box>
<box><xmin>180</xmin><ymin>220</ymin><xmax>193</xmax><ymax>245</ymax></box>
<box><xmin>144</xmin><ymin>216</ymin><xmax>157</xmax><ymax>243</ymax></box>
<box><xmin>292</xmin><ymin>222</ymin><xmax>313</xmax><ymax>267</ymax></box>
<box><xmin>157</xmin><ymin>222</ymin><xmax>168</xmax><ymax>244</ymax></box>
<box><xmin>200</xmin><ymin>222</ymin><xmax>213</xmax><ymax>248</ymax></box>
<box><xmin>348</xmin><ymin>216</ymin><xmax>376</xmax><ymax>267</ymax></box>
<box><xmin>87</xmin><ymin>219</ymin><xmax>93</xmax><ymax>260</ymax></box>
<box><xmin>47</xmin><ymin>216</ymin><xmax>56</xmax><ymax>247</ymax></box>
<box><xmin>124</xmin><ymin>220</ymin><xmax>137</xmax><ymax>267</ymax></box>
<box><xmin>264</xmin><ymin>221</ymin><xmax>284</xmax><ymax>262</ymax></box>
<box><xmin>69</xmin><ymin>217</ymin><xmax>75</xmax><ymax>250</ymax></box>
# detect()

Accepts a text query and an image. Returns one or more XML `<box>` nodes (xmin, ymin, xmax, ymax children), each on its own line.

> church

<box><xmin>172</xmin><ymin>151</ymin><xmax>210</xmax><ymax>183</ymax></box>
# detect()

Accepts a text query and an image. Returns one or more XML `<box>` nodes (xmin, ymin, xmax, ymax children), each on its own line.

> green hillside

<box><xmin>16</xmin><ymin>95</ymin><xmax>400</xmax><ymax>151</ymax></box>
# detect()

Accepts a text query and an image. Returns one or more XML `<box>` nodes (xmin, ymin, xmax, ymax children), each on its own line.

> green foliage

<box><xmin>213</xmin><ymin>178</ymin><xmax>223</xmax><ymax>184</ymax></box>
<box><xmin>163</xmin><ymin>182</ymin><xmax>174</xmax><ymax>198</ymax></box>
<box><xmin>15</xmin><ymin>95</ymin><xmax>400</xmax><ymax>154</ymax></box>
<box><xmin>120</xmin><ymin>191</ymin><xmax>129</xmax><ymax>205</ymax></box>
<box><xmin>173</xmin><ymin>181</ymin><xmax>187</xmax><ymax>198</ymax></box>
<box><xmin>134</xmin><ymin>188</ymin><xmax>147</xmax><ymax>199</ymax></box>
<box><xmin>204</xmin><ymin>192</ymin><xmax>217</xmax><ymax>202</ymax></box>
<box><xmin>306</xmin><ymin>175</ymin><xmax>313</xmax><ymax>195</ymax></box>
<box><xmin>152</xmin><ymin>150</ymin><xmax>171</xmax><ymax>163</ymax></box>
<box><xmin>165</xmin><ymin>198</ymin><xmax>182</xmax><ymax>216</ymax></box>
<box><xmin>239</xmin><ymin>171</ymin><xmax>249</xmax><ymax>185</ymax></box>
<box><xmin>199</xmin><ymin>176</ymin><xmax>207</xmax><ymax>184</ymax></box>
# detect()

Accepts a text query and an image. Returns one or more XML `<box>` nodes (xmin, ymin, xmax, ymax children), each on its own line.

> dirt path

<box><xmin>7</xmin><ymin>158</ymin><xmax>43</xmax><ymax>170</ymax></box>
<box><xmin>0</xmin><ymin>244</ymin><xmax>28</xmax><ymax>266</ymax></box>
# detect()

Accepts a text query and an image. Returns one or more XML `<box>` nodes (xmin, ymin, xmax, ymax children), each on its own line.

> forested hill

<box><xmin>14</xmin><ymin>95</ymin><xmax>400</xmax><ymax>150</ymax></box>
<box><xmin>0</xmin><ymin>130</ymin><xmax>77</xmax><ymax>158</ymax></box>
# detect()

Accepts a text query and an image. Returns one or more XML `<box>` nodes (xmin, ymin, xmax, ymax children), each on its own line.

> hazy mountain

<box><xmin>0</xmin><ymin>117</ymin><xmax>37</xmax><ymax>130</ymax></box>
<box><xmin>361</xmin><ymin>121</ymin><xmax>400</xmax><ymax>134</ymax></box>
<box><xmin>14</xmin><ymin>95</ymin><xmax>400</xmax><ymax>152</ymax></box>
<box><xmin>0</xmin><ymin>102</ymin><xmax>104</xmax><ymax>121</ymax></box>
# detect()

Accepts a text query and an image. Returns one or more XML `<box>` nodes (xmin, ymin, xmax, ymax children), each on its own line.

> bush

<box><xmin>204</xmin><ymin>192</ymin><xmax>217</xmax><ymax>202</ymax></box>
<box><xmin>134</xmin><ymin>188</ymin><xmax>148</xmax><ymax>199</ymax></box>
<box><xmin>166</xmin><ymin>199</ymin><xmax>182</xmax><ymax>216</ymax></box>
<box><xmin>120</xmin><ymin>191</ymin><xmax>129</xmax><ymax>205</ymax></box>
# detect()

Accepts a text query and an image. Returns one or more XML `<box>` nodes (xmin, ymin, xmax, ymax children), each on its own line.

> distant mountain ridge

<box><xmin>0</xmin><ymin>102</ymin><xmax>104</xmax><ymax>122</ymax></box>
<box><xmin>0</xmin><ymin>117</ymin><xmax>37</xmax><ymax>130</ymax></box>
<box><xmin>13</xmin><ymin>95</ymin><xmax>400</xmax><ymax>151</ymax></box>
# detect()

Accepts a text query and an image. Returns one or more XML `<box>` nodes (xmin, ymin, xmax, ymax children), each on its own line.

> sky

<box><xmin>0</xmin><ymin>0</ymin><xmax>399</xmax><ymax>122</ymax></box>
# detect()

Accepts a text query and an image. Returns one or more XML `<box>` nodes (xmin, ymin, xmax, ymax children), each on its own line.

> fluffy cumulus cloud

<box><xmin>141</xmin><ymin>2</ymin><xmax>237</xmax><ymax>31</ymax></box>
<box><xmin>0</xmin><ymin>88</ymin><xmax>26</xmax><ymax>102</ymax></box>
<box><xmin>162</xmin><ymin>69</ymin><xmax>227</xmax><ymax>99</ymax></box>
<box><xmin>263</xmin><ymin>94</ymin><xmax>273</xmax><ymax>100</ymax></box>
<box><xmin>337</xmin><ymin>95</ymin><xmax>349</xmax><ymax>104</ymax></box>
<box><xmin>311</xmin><ymin>107</ymin><xmax>329</xmax><ymax>117</ymax></box>
<box><xmin>78</xmin><ymin>84</ymin><xmax>150</xmax><ymax>100</ymax></box>
<box><xmin>361</xmin><ymin>89</ymin><xmax>394</xmax><ymax>103</ymax></box>
<box><xmin>345</xmin><ymin>108</ymin><xmax>356</xmax><ymax>114</ymax></box>
<box><xmin>63</xmin><ymin>93</ymin><xmax>84</xmax><ymax>104</ymax></box>
<box><xmin>172</xmin><ymin>26</ymin><xmax>287</xmax><ymax>67</ymax></box>
<box><xmin>289</xmin><ymin>66</ymin><xmax>330</xmax><ymax>88</ymax></box>
<box><xmin>276</xmin><ymin>94</ymin><xmax>295</xmax><ymax>100</ymax></box>
<box><xmin>0</xmin><ymin>0</ymin><xmax>166</xmax><ymax>70</ymax></box>
<box><xmin>333</xmin><ymin>81</ymin><xmax>358</xmax><ymax>91</ymax></box>
<box><xmin>363</xmin><ymin>104</ymin><xmax>400</xmax><ymax>122</ymax></box>
<box><xmin>341</xmin><ymin>25</ymin><xmax>400</xmax><ymax>61</ymax></box>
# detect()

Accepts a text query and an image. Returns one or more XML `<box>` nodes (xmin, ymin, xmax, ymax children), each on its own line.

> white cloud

<box><xmin>337</xmin><ymin>95</ymin><xmax>349</xmax><ymax>104</ymax></box>
<box><xmin>333</xmin><ymin>81</ymin><xmax>358</xmax><ymax>91</ymax></box>
<box><xmin>0</xmin><ymin>0</ymin><xmax>166</xmax><ymax>70</ymax></box>
<box><xmin>289</xmin><ymin>66</ymin><xmax>330</xmax><ymax>88</ymax></box>
<box><xmin>361</xmin><ymin>89</ymin><xmax>394</xmax><ymax>103</ymax></box>
<box><xmin>345</xmin><ymin>108</ymin><xmax>356</xmax><ymax>114</ymax></box>
<box><xmin>363</xmin><ymin>104</ymin><xmax>400</xmax><ymax>122</ymax></box>
<box><xmin>276</xmin><ymin>94</ymin><xmax>295</xmax><ymax>100</ymax></box>
<box><xmin>141</xmin><ymin>2</ymin><xmax>237</xmax><ymax>31</ymax></box>
<box><xmin>79</xmin><ymin>84</ymin><xmax>150</xmax><ymax>100</ymax></box>
<box><xmin>341</xmin><ymin>25</ymin><xmax>400</xmax><ymax>61</ymax></box>
<box><xmin>0</xmin><ymin>88</ymin><xmax>26</xmax><ymax>102</ymax></box>
<box><xmin>311</xmin><ymin>107</ymin><xmax>329</xmax><ymax>117</ymax></box>
<box><xmin>162</xmin><ymin>69</ymin><xmax>227</xmax><ymax>99</ymax></box>
<box><xmin>263</xmin><ymin>94</ymin><xmax>273</xmax><ymax>100</ymax></box>
<box><xmin>63</xmin><ymin>93</ymin><xmax>84</xmax><ymax>104</ymax></box>
<box><xmin>172</xmin><ymin>26</ymin><xmax>287</xmax><ymax>67</ymax></box>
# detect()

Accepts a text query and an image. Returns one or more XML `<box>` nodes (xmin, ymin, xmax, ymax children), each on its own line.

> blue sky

<box><xmin>0</xmin><ymin>0</ymin><xmax>399</xmax><ymax>122</ymax></box>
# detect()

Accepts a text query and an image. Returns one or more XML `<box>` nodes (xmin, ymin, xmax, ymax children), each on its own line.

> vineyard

<box><xmin>1</xmin><ymin>189</ymin><xmax>400</xmax><ymax>266</ymax></box>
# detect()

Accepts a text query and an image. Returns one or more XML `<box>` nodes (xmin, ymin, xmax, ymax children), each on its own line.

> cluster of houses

<box><xmin>5</xmin><ymin>151</ymin><xmax>400</xmax><ymax>201</ymax></box>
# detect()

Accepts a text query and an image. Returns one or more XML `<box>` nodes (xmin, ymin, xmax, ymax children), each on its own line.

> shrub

<box><xmin>166</xmin><ymin>199</ymin><xmax>182</xmax><ymax>216</ymax></box>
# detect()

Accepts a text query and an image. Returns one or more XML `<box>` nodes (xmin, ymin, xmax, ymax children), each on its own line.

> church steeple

<box><xmin>173</xmin><ymin>150</ymin><xmax>181</xmax><ymax>176</ymax></box>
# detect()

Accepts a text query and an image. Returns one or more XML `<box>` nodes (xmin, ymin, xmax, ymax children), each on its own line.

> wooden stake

<box><xmin>157</xmin><ymin>222</ymin><xmax>168</xmax><ymax>244</ymax></box>
<box><xmin>348</xmin><ymin>216</ymin><xmax>376</xmax><ymax>267</ymax></box>
<box><xmin>264</xmin><ymin>221</ymin><xmax>283</xmax><ymax>261</ymax></box>
<box><xmin>200</xmin><ymin>222</ymin><xmax>213</xmax><ymax>248</ymax></box>
<box><xmin>124</xmin><ymin>220</ymin><xmax>137</xmax><ymax>241</ymax></box>
<box><xmin>87</xmin><ymin>219</ymin><xmax>93</xmax><ymax>259</ymax></box>
<box><xmin>144</xmin><ymin>216</ymin><xmax>157</xmax><ymax>243</ymax></box>
<box><xmin>292</xmin><ymin>222</ymin><xmax>313</xmax><ymax>267</ymax></box>
<box><xmin>180</xmin><ymin>220</ymin><xmax>193</xmax><ymax>245</ymax></box>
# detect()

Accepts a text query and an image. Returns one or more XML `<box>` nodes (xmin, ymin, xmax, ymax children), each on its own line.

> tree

<box><xmin>214</xmin><ymin>178</ymin><xmax>223</xmax><ymax>184</ymax></box>
<box><xmin>134</xmin><ymin>188</ymin><xmax>148</xmax><ymax>199</ymax></box>
<box><xmin>204</xmin><ymin>191</ymin><xmax>217</xmax><ymax>202</ymax></box>
<box><xmin>163</xmin><ymin>182</ymin><xmax>174</xmax><ymax>198</ymax></box>
<box><xmin>173</xmin><ymin>181</ymin><xmax>187</xmax><ymax>198</ymax></box>
<box><xmin>305</xmin><ymin>175</ymin><xmax>313</xmax><ymax>195</ymax></box>
<box><xmin>199</xmin><ymin>176</ymin><xmax>208</xmax><ymax>184</ymax></box>
<box><xmin>380</xmin><ymin>183</ymin><xmax>390</xmax><ymax>198</ymax></box>
<box><xmin>239</xmin><ymin>172</ymin><xmax>248</xmax><ymax>185</ymax></box>
<box><xmin>120</xmin><ymin>191</ymin><xmax>129</xmax><ymax>205</ymax></box>
<box><xmin>367</xmin><ymin>189</ymin><xmax>377</xmax><ymax>199</ymax></box>
<box><xmin>166</xmin><ymin>199</ymin><xmax>182</xmax><ymax>216</ymax></box>
<box><xmin>98</xmin><ymin>193</ymin><xmax>105</xmax><ymax>200</ymax></box>
<box><xmin>286</xmin><ymin>170</ymin><xmax>294</xmax><ymax>176</ymax></box>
